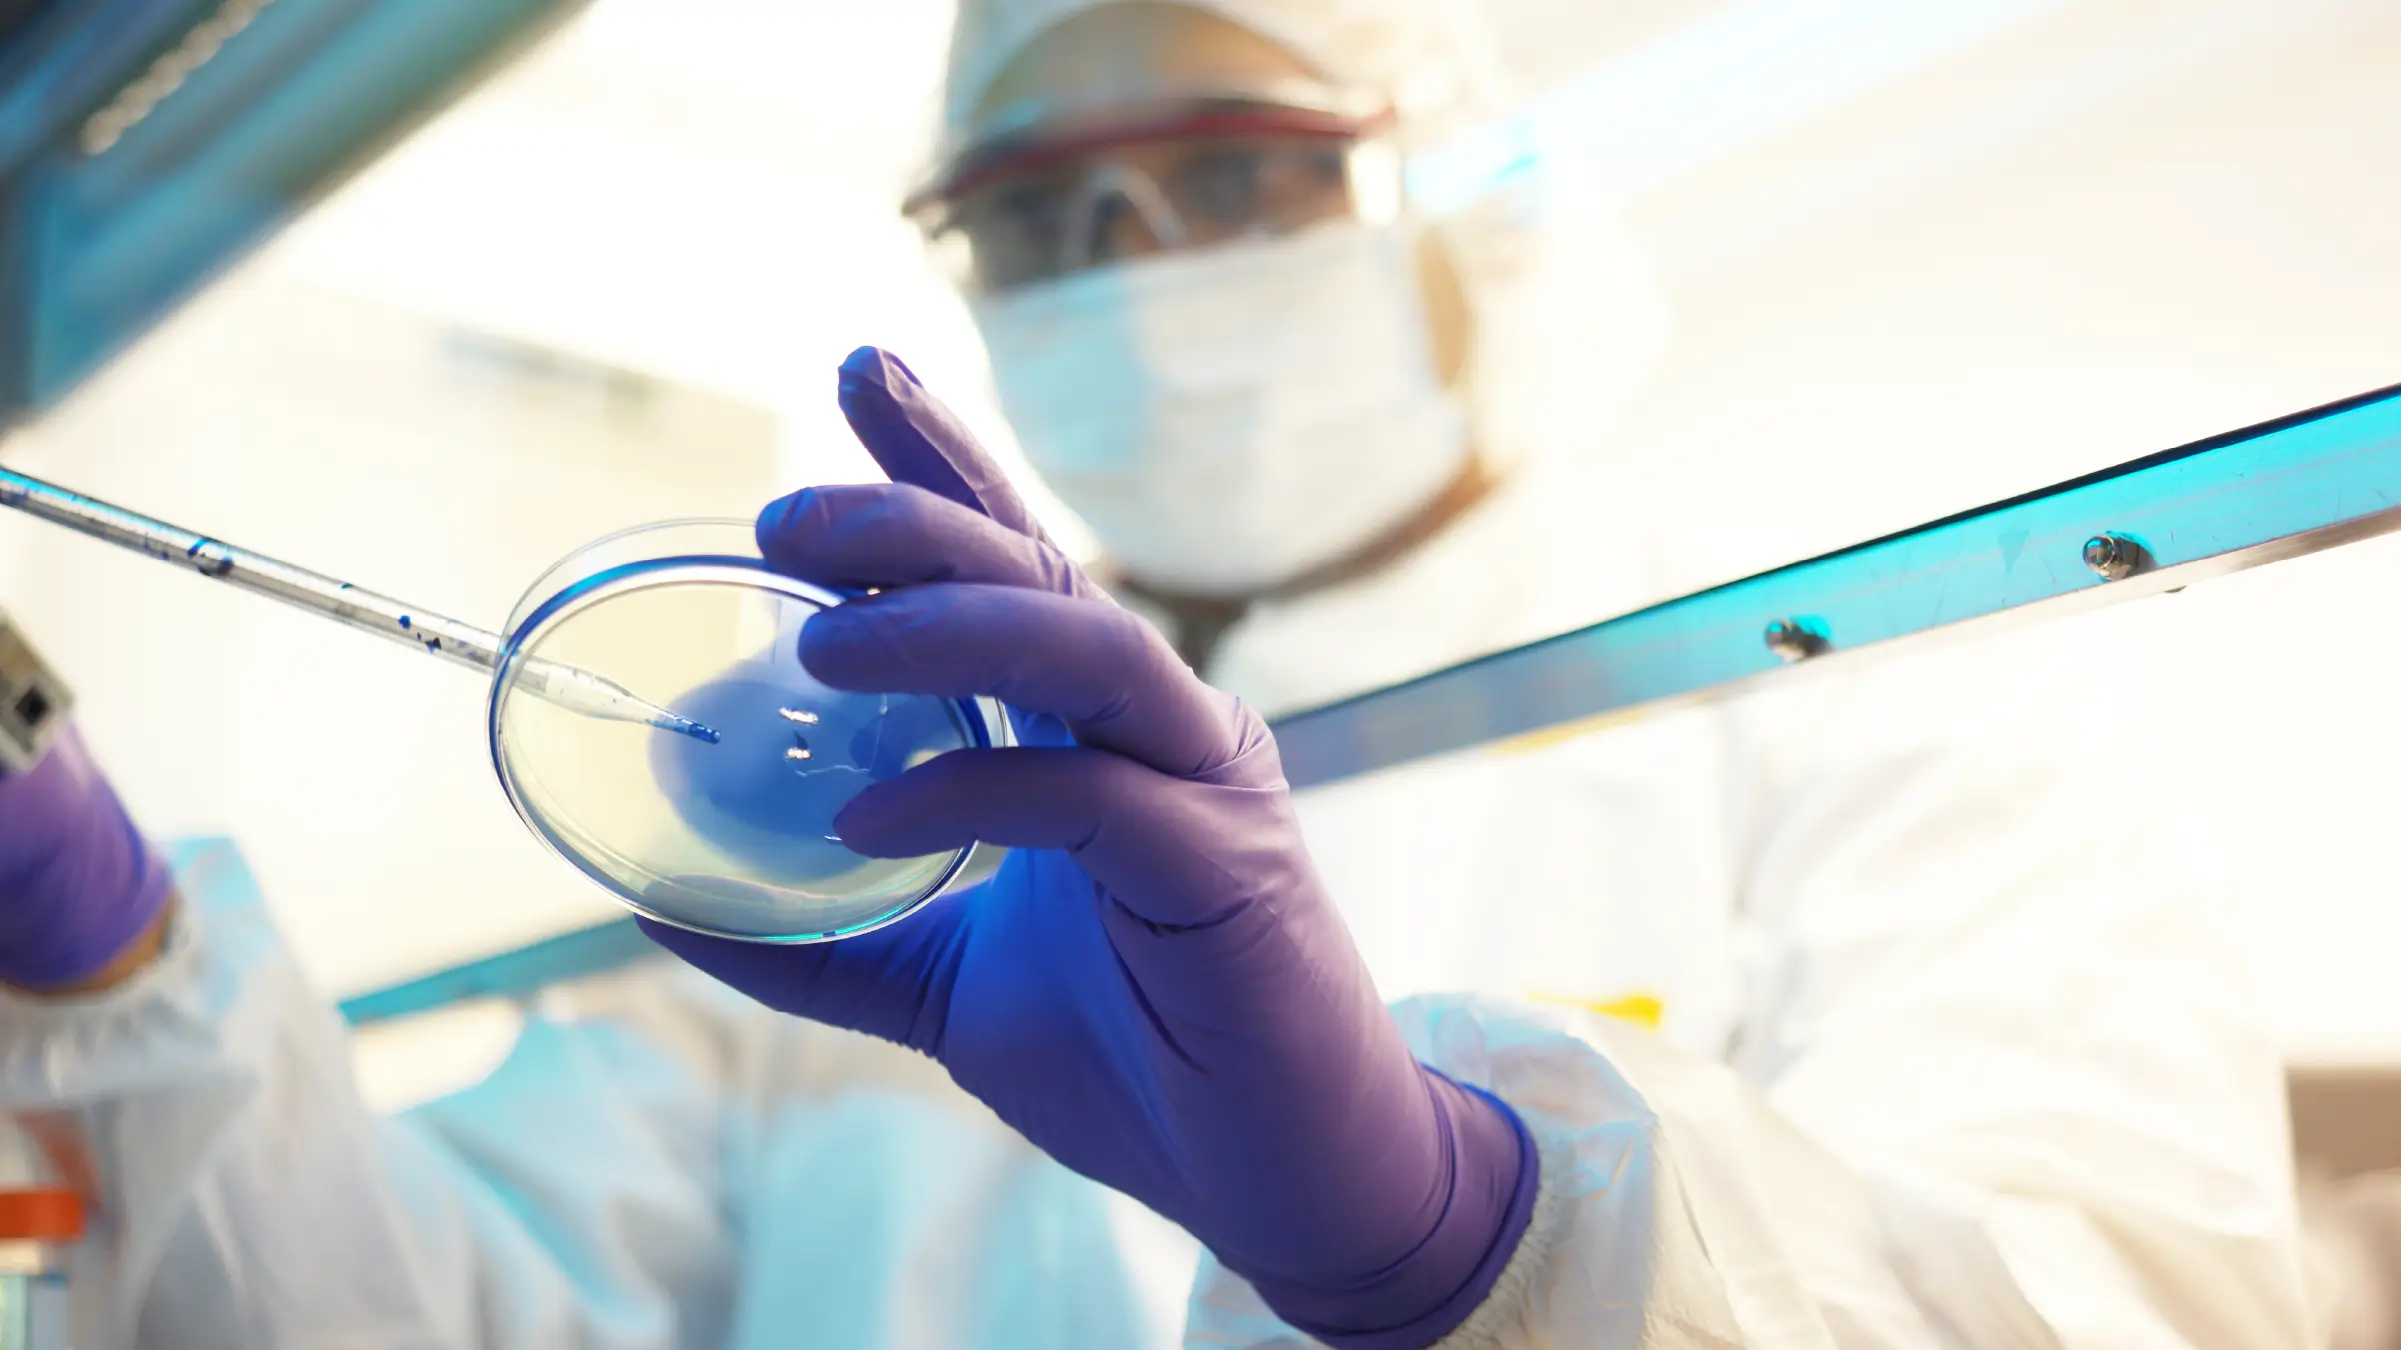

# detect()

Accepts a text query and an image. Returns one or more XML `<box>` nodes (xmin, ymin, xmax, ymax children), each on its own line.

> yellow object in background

<box><xmin>1528</xmin><ymin>991</ymin><xmax>1664</xmax><ymax>1030</ymax></box>
<box><xmin>1490</xmin><ymin>707</ymin><xmax>1655</xmax><ymax>758</ymax></box>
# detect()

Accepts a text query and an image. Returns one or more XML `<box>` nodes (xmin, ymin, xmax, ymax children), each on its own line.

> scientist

<box><xmin>0</xmin><ymin>0</ymin><xmax>2316</xmax><ymax>1346</ymax></box>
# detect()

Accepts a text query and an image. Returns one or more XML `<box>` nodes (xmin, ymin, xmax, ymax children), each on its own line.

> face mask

<box><xmin>970</xmin><ymin>220</ymin><xmax>1472</xmax><ymax>596</ymax></box>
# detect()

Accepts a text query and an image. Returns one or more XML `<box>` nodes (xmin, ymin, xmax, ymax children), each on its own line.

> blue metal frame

<box><xmin>0</xmin><ymin>1</ymin><xmax>199</xmax><ymax>184</ymax></box>
<box><xmin>340</xmin><ymin>380</ymin><xmax>2401</xmax><ymax>1025</ymax></box>
<box><xmin>1274</xmin><ymin>381</ymin><xmax>2401</xmax><ymax>786</ymax></box>
<box><xmin>338</xmin><ymin>918</ymin><xmax>659</xmax><ymax>1026</ymax></box>
<box><xmin>0</xmin><ymin>0</ymin><xmax>581</xmax><ymax>420</ymax></box>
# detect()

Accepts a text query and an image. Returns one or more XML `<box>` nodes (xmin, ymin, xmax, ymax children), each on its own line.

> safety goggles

<box><xmin>907</xmin><ymin>90</ymin><xmax>1401</xmax><ymax>293</ymax></box>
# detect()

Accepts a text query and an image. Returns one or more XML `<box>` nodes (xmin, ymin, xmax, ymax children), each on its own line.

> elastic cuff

<box><xmin>1421</xmin><ymin>1125</ymin><xmax>1570</xmax><ymax>1350</ymax></box>
<box><xmin>0</xmin><ymin>844</ymin><xmax>178</xmax><ymax>991</ymax></box>
<box><xmin>1279</xmin><ymin>1076</ymin><xmax>1544</xmax><ymax>1350</ymax></box>
<box><xmin>0</xmin><ymin>882</ymin><xmax>200</xmax><ymax>1026</ymax></box>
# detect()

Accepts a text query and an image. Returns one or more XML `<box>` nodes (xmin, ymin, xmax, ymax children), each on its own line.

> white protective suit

<box><xmin>0</xmin><ymin>0</ymin><xmax>2316</xmax><ymax>1344</ymax></box>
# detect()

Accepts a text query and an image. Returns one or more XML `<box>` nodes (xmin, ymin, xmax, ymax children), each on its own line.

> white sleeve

<box><xmin>1187</xmin><ymin>692</ymin><xmax>2315</xmax><ymax>1348</ymax></box>
<box><xmin>0</xmin><ymin>839</ymin><xmax>738</xmax><ymax>1350</ymax></box>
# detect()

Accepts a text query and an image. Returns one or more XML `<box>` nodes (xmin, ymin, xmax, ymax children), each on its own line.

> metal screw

<box><xmin>1763</xmin><ymin>618</ymin><xmax>1830</xmax><ymax>663</ymax></box>
<box><xmin>2081</xmin><ymin>533</ymin><xmax>2150</xmax><ymax>581</ymax></box>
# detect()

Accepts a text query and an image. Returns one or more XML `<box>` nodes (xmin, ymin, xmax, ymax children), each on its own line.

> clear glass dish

<box><xmin>488</xmin><ymin>519</ymin><xmax>1006</xmax><ymax>942</ymax></box>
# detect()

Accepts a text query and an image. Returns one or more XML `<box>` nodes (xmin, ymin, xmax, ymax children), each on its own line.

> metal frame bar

<box><xmin>1</xmin><ymin>0</ymin><xmax>584</xmax><ymax>420</ymax></box>
<box><xmin>340</xmin><ymin>380</ymin><xmax>2401</xmax><ymax>1025</ymax></box>
<box><xmin>338</xmin><ymin>918</ymin><xmax>659</xmax><ymax>1027</ymax></box>
<box><xmin>1275</xmin><ymin>381</ymin><xmax>2401</xmax><ymax>785</ymax></box>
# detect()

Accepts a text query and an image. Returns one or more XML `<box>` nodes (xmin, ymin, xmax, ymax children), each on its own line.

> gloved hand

<box><xmin>643</xmin><ymin>347</ymin><xmax>1538</xmax><ymax>1349</ymax></box>
<box><xmin>0</xmin><ymin>725</ymin><xmax>175</xmax><ymax>991</ymax></box>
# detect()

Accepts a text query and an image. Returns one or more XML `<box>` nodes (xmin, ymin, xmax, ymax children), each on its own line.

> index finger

<box><xmin>802</xmin><ymin>584</ymin><xmax>1239</xmax><ymax>777</ymax></box>
<box><xmin>757</xmin><ymin>482</ymin><xmax>1095</xmax><ymax>600</ymax></box>
<box><xmin>837</xmin><ymin>347</ymin><xmax>1051</xmax><ymax>543</ymax></box>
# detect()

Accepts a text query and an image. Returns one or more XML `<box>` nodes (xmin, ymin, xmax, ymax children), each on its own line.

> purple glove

<box><xmin>643</xmin><ymin>347</ymin><xmax>1536</xmax><ymax>1349</ymax></box>
<box><xmin>0</xmin><ymin>725</ymin><xmax>174</xmax><ymax>990</ymax></box>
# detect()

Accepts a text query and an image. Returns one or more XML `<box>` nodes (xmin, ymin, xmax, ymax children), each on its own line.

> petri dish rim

<box><xmin>488</xmin><ymin>548</ymin><xmax>994</xmax><ymax>944</ymax></box>
<box><xmin>508</xmin><ymin>516</ymin><xmax>756</xmax><ymax>634</ymax></box>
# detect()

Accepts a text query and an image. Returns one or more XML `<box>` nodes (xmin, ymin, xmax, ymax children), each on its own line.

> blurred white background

<box><xmin>0</xmin><ymin>0</ymin><xmax>2398</xmax><ymax>1076</ymax></box>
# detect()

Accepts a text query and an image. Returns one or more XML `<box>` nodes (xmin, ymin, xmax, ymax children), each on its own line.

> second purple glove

<box><xmin>0</xmin><ymin>725</ymin><xmax>174</xmax><ymax>991</ymax></box>
<box><xmin>642</xmin><ymin>347</ymin><xmax>1537</xmax><ymax>1349</ymax></box>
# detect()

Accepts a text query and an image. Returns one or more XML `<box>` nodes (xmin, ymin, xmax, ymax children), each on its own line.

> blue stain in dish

<box><xmin>649</xmin><ymin>663</ymin><xmax>966</xmax><ymax>882</ymax></box>
<box><xmin>851</xmin><ymin>694</ymin><xmax>961</xmax><ymax>778</ymax></box>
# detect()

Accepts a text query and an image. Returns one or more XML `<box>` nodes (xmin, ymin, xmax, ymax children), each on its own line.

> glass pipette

<box><xmin>0</xmin><ymin>466</ymin><xmax>720</xmax><ymax>744</ymax></box>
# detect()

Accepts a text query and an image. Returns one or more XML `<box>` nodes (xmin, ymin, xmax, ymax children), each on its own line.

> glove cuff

<box><xmin>0</xmin><ymin>733</ymin><xmax>176</xmax><ymax>990</ymax></box>
<box><xmin>1263</xmin><ymin>1070</ymin><xmax>1541</xmax><ymax>1350</ymax></box>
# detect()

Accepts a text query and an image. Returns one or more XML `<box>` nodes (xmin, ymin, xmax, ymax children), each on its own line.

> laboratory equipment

<box><xmin>0</xmin><ymin>466</ymin><xmax>716</xmax><ymax>743</ymax></box>
<box><xmin>0</xmin><ymin>470</ymin><xmax>1005</xmax><ymax>942</ymax></box>
<box><xmin>0</xmin><ymin>1117</ymin><xmax>78</xmax><ymax>1350</ymax></box>
<box><xmin>0</xmin><ymin>1188</ymin><xmax>76</xmax><ymax>1350</ymax></box>
<box><xmin>0</xmin><ymin>611</ymin><xmax>69</xmax><ymax>776</ymax></box>
<box><xmin>1269</xmin><ymin>378</ymin><xmax>2401</xmax><ymax>785</ymax></box>
<box><xmin>491</xmin><ymin>520</ymin><xmax>1008</xmax><ymax>943</ymax></box>
<box><xmin>0</xmin><ymin>0</ymin><xmax>577</xmax><ymax>423</ymax></box>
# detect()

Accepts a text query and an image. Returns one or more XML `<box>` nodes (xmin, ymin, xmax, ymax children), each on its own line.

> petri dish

<box><xmin>489</xmin><ymin>519</ymin><xmax>1008</xmax><ymax>942</ymax></box>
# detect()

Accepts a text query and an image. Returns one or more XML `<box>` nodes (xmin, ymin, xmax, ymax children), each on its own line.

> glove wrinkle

<box><xmin>1099</xmin><ymin>941</ymin><xmax>1205</xmax><ymax>1072</ymax></box>
<box><xmin>1114</xmin><ymin>891</ymin><xmax>1258</xmax><ymax>938</ymax></box>
<box><xmin>905</xmin><ymin>907</ymin><xmax>970</xmax><ymax>1059</ymax></box>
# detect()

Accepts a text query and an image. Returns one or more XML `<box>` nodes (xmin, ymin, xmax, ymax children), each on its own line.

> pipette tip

<box><xmin>659</xmin><ymin>714</ymin><xmax>721</xmax><ymax>745</ymax></box>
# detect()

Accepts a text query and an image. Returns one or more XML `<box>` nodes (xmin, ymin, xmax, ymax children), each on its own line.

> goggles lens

<box><xmin>937</xmin><ymin>133</ymin><xmax>1363</xmax><ymax>291</ymax></box>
